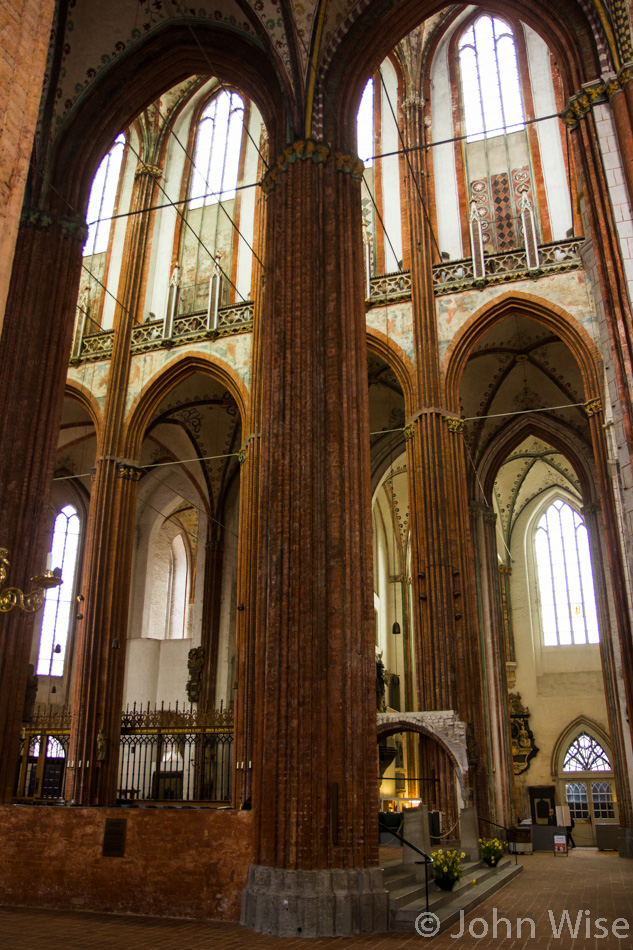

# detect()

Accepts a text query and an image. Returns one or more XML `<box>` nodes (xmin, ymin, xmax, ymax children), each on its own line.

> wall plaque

<box><xmin>102</xmin><ymin>817</ymin><xmax>127</xmax><ymax>857</ymax></box>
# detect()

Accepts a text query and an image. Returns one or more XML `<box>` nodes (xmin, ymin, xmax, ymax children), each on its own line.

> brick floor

<box><xmin>1</xmin><ymin>850</ymin><xmax>632</xmax><ymax>949</ymax></box>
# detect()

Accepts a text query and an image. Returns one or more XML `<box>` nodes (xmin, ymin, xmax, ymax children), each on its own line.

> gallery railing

<box><xmin>14</xmin><ymin>702</ymin><xmax>234</xmax><ymax>805</ymax></box>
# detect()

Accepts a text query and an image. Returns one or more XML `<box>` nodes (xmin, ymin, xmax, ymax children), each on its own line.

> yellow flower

<box><xmin>461</xmin><ymin>852</ymin><xmax>465</xmax><ymax>858</ymax></box>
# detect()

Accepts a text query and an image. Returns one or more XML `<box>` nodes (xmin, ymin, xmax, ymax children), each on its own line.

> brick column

<box><xmin>0</xmin><ymin>210</ymin><xmax>85</xmax><ymax>801</ymax></box>
<box><xmin>234</xmin><ymin>136</ymin><xmax>267</xmax><ymax>808</ymax></box>
<box><xmin>65</xmin><ymin>163</ymin><xmax>161</xmax><ymax>805</ymax></box>
<box><xmin>241</xmin><ymin>143</ymin><xmax>387</xmax><ymax>937</ymax></box>
<box><xmin>0</xmin><ymin>0</ymin><xmax>57</xmax><ymax>330</ymax></box>
<box><xmin>470</xmin><ymin>504</ymin><xmax>513</xmax><ymax>829</ymax></box>
<box><xmin>583</xmin><ymin>401</ymin><xmax>633</xmax><ymax>855</ymax></box>
<box><xmin>401</xmin><ymin>94</ymin><xmax>490</xmax><ymax>823</ymax></box>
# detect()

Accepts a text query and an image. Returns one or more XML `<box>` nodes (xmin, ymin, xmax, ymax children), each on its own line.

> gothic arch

<box><xmin>328</xmin><ymin>0</ymin><xmax>601</xmax><ymax>146</ymax></box>
<box><xmin>475</xmin><ymin>413</ymin><xmax>598</xmax><ymax>505</ymax></box>
<box><xmin>64</xmin><ymin>380</ymin><xmax>103</xmax><ymax>439</ymax></box>
<box><xmin>124</xmin><ymin>351</ymin><xmax>249</xmax><ymax>460</ymax></box>
<box><xmin>442</xmin><ymin>290</ymin><xmax>604</xmax><ymax>412</ymax></box>
<box><xmin>551</xmin><ymin>716</ymin><xmax>613</xmax><ymax>777</ymax></box>
<box><xmin>366</xmin><ymin>326</ymin><xmax>416</xmax><ymax>414</ymax></box>
<box><xmin>38</xmin><ymin>23</ymin><xmax>286</xmax><ymax>217</ymax></box>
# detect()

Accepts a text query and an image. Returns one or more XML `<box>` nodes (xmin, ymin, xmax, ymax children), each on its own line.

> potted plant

<box><xmin>479</xmin><ymin>837</ymin><xmax>503</xmax><ymax>866</ymax></box>
<box><xmin>430</xmin><ymin>848</ymin><xmax>465</xmax><ymax>891</ymax></box>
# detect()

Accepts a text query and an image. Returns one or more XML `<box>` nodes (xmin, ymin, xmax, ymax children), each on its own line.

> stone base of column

<box><xmin>618</xmin><ymin>827</ymin><xmax>633</xmax><ymax>858</ymax></box>
<box><xmin>241</xmin><ymin>865</ymin><xmax>389</xmax><ymax>937</ymax></box>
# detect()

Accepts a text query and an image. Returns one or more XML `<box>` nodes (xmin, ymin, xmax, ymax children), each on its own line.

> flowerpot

<box><xmin>435</xmin><ymin>878</ymin><xmax>457</xmax><ymax>891</ymax></box>
<box><xmin>483</xmin><ymin>857</ymin><xmax>498</xmax><ymax>867</ymax></box>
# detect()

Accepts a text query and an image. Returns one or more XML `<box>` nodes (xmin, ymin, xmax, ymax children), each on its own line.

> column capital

<box><xmin>584</xmin><ymin>396</ymin><xmax>603</xmax><ymax>417</ymax></box>
<box><xmin>19</xmin><ymin>208</ymin><xmax>88</xmax><ymax>244</ymax></box>
<box><xmin>260</xmin><ymin>139</ymin><xmax>331</xmax><ymax>194</ymax></box>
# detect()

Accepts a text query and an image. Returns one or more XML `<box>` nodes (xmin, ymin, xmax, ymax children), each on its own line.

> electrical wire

<box><xmin>378</xmin><ymin>67</ymin><xmax>441</xmax><ymax>260</ymax></box>
<box><xmin>125</xmin><ymin>136</ymin><xmax>246</xmax><ymax>303</ymax></box>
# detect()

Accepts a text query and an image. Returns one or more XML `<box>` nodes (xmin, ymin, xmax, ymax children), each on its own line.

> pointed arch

<box><xmin>39</xmin><ymin>23</ymin><xmax>285</xmax><ymax>217</ymax></box>
<box><xmin>64</xmin><ymin>380</ymin><xmax>103</xmax><ymax>437</ymax></box>
<box><xmin>366</xmin><ymin>326</ymin><xmax>416</xmax><ymax>415</ymax></box>
<box><xmin>124</xmin><ymin>351</ymin><xmax>249</xmax><ymax>460</ymax></box>
<box><xmin>475</xmin><ymin>412</ymin><xmax>598</xmax><ymax>504</ymax></box>
<box><xmin>442</xmin><ymin>291</ymin><xmax>603</xmax><ymax>411</ymax></box>
<box><xmin>551</xmin><ymin>717</ymin><xmax>613</xmax><ymax>777</ymax></box>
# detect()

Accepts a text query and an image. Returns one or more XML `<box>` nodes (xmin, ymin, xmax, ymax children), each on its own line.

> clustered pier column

<box><xmin>241</xmin><ymin>142</ymin><xmax>388</xmax><ymax>937</ymax></box>
<box><xmin>401</xmin><ymin>92</ymin><xmax>491</xmax><ymax>824</ymax></box>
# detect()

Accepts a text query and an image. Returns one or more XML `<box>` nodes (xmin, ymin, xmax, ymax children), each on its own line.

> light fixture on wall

<box><xmin>0</xmin><ymin>548</ymin><xmax>62</xmax><ymax>613</ymax></box>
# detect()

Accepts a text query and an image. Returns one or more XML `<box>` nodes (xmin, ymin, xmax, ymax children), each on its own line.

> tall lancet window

<box><xmin>83</xmin><ymin>134</ymin><xmax>126</xmax><ymax>256</ymax></box>
<box><xmin>458</xmin><ymin>16</ymin><xmax>525</xmax><ymax>142</ymax></box>
<box><xmin>534</xmin><ymin>499</ymin><xmax>600</xmax><ymax>646</ymax></box>
<box><xmin>37</xmin><ymin>505</ymin><xmax>81</xmax><ymax>676</ymax></box>
<box><xmin>357</xmin><ymin>79</ymin><xmax>374</xmax><ymax>166</ymax></box>
<box><xmin>188</xmin><ymin>90</ymin><xmax>244</xmax><ymax>208</ymax></box>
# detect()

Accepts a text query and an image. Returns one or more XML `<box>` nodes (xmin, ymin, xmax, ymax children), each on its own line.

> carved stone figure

<box><xmin>22</xmin><ymin>664</ymin><xmax>38</xmax><ymax>723</ymax></box>
<box><xmin>186</xmin><ymin>646</ymin><xmax>204</xmax><ymax>703</ymax></box>
<box><xmin>96</xmin><ymin>730</ymin><xmax>107</xmax><ymax>762</ymax></box>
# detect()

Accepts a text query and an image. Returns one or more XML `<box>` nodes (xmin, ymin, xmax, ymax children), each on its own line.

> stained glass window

<box><xmin>458</xmin><ymin>16</ymin><xmax>526</xmax><ymax>142</ymax></box>
<box><xmin>189</xmin><ymin>91</ymin><xmax>244</xmax><ymax>208</ymax></box>
<box><xmin>563</xmin><ymin>733</ymin><xmax>611</xmax><ymax>772</ymax></box>
<box><xmin>36</xmin><ymin>505</ymin><xmax>80</xmax><ymax>676</ymax></box>
<box><xmin>535</xmin><ymin>499</ymin><xmax>600</xmax><ymax>645</ymax></box>
<box><xmin>84</xmin><ymin>134</ymin><xmax>125</xmax><ymax>256</ymax></box>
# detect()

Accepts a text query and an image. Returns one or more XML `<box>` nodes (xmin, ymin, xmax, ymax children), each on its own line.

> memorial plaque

<box><xmin>102</xmin><ymin>817</ymin><xmax>127</xmax><ymax>857</ymax></box>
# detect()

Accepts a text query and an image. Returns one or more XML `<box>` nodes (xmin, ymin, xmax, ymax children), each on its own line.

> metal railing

<box><xmin>379</xmin><ymin>814</ymin><xmax>433</xmax><ymax>912</ymax></box>
<box><xmin>477</xmin><ymin>816</ymin><xmax>519</xmax><ymax>865</ymax></box>
<box><xmin>15</xmin><ymin>702</ymin><xmax>234</xmax><ymax>805</ymax></box>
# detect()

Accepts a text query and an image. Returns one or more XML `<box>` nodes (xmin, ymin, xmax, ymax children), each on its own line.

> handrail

<box><xmin>378</xmin><ymin>816</ymin><xmax>432</xmax><ymax>912</ymax></box>
<box><xmin>477</xmin><ymin>815</ymin><xmax>519</xmax><ymax>865</ymax></box>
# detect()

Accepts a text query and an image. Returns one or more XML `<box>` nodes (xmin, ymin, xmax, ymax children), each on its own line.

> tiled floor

<box><xmin>1</xmin><ymin>850</ymin><xmax>632</xmax><ymax>949</ymax></box>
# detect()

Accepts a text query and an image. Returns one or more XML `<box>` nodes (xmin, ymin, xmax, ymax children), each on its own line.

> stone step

<box><xmin>390</xmin><ymin>859</ymin><xmax>523</xmax><ymax>933</ymax></box>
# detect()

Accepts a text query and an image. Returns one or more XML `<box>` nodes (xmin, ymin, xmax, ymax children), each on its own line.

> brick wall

<box><xmin>0</xmin><ymin>0</ymin><xmax>56</xmax><ymax>333</ymax></box>
<box><xmin>0</xmin><ymin>805</ymin><xmax>254</xmax><ymax>920</ymax></box>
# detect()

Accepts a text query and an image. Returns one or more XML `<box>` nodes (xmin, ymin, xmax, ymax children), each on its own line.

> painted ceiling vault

<box><xmin>43</xmin><ymin>0</ymin><xmax>620</xmax><ymax>152</ymax></box>
<box><xmin>459</xmin><ymin>314</ymin><xmax>591</xmax><ymax>551</ymax></box>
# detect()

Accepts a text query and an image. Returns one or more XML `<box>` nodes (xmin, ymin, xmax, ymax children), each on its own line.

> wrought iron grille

<box><xmin>15</xmin><ymin>702</ymin><xmax>234</xmax><ymax>805</ymax></box>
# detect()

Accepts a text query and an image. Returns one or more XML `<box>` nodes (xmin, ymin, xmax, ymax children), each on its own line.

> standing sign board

<box><xmin>554</xmin><ymin>834</ymin><xmax>568</xmax><ymax>856</ymax></box>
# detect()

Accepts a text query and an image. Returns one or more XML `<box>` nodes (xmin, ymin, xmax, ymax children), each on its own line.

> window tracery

<box><xmin>458</xmin><ymin>15</ymin><xmax>525</xmax><ymax>142</ymax></box>
<box><xmin>534</xmin><ymin>498</ymin><xmax>600</xmax><ymax>646</ymax></box>
<box><xmin>563</xmin><ymin>732</ymin><xmax>611</xmax><ymax>772</ymax></box>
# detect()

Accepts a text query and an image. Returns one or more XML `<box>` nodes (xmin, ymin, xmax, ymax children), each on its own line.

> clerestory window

<box><xmin>36</xmin><ymin>505</ymin><xmax>81</xmax><ymax>676</ymax></box>
<box><xmin>83</xmin><ymin>134</ymin><xmax>126</xmax><ymax>256</ymax></box>
<box><xmin>534</xmin><ymin>498</ymin><xmax>600</xmax><ymax>646</ymax></box>
<box><xmin>357</xmin><ymin>78</ymin><xmax>374</xmax><ymax>166</ymax></box>
<box><xmin>458</xmin><ymin>15</ymin><xmax>526</xmax><ymax>142</ymax></box>
<box><xmin>188</xmin><ymin>91</ymin><xmax>244</xmax><ymax>208</ymax></box>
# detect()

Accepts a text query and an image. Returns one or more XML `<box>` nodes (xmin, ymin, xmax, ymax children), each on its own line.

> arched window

<box><xmin>188</xmin><ymin>91</ymin><xmax>244</xmax><ymax>208</ymax></box>
<box><xmin>357</xmin><ymin>79</ymin><xmax>374</xmax><ymax>166</ymax></box>
<box><xmin>83</xmin><ymin>134</ymin><xmax>125</xmax><ymax>256</ymax></box>
<box><xmin>167</xmin><ymin>534</ymin><xmax>188</xmax><ymax>640</ymax></box>
<box><xmin>458</xmin><ymin>16</ymin><xmax>525</xmax><ymax>142</ymax></box>
<box><xmin>37</xmin><ymin>505</ymin><xmax>81</xmax><ymax>676</ymax></box>
<box><xmin>534</xmin><ymin>498</ymin><xmax>600</xmax><ymax>646</ymax></box>
<box><xmin>557</xmin><ymin>730</ymin><xmax>617</xmax><ymax>840</ymax></box>
<box><xmin>563</xmin><ymin>733</ymin><xmax>611</xmax><ymax>772</ymax></box>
